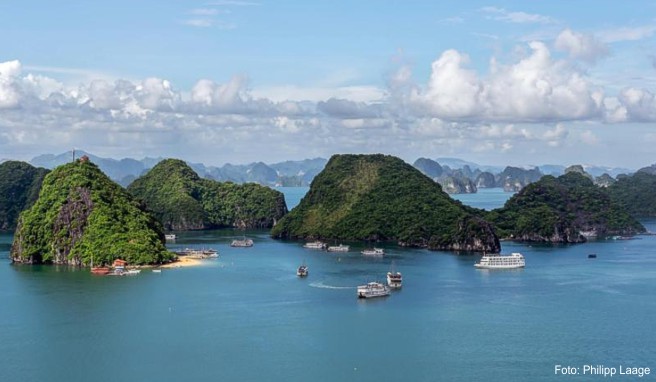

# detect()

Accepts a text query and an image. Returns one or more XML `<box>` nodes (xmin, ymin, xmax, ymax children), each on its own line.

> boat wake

<box><xmin>309</xmin><ymin>281</ymin><xmax>355</xmax><ymax>290</ymax></box>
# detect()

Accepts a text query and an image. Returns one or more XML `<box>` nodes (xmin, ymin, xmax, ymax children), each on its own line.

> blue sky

<box><xmin>1</xmin><ymin>1</ymin><xmax>656</xmax><ymax>169</ymax></box>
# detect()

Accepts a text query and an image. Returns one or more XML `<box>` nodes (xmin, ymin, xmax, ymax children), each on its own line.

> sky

<box><xmin>1</xmin><ymin>1</ymin><xmax>656</xmax><ymax>169</ymax></box>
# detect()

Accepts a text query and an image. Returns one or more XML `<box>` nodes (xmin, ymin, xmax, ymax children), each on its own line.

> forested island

<box><xmin>271</xmin><ymin>154</ymin><xmax>501</xmax><ymax>253</ymax></box>
<box><xmin>127</xmin><ymin>159</ymin><xmax>288</xmax><ymax>231</ymax></box>
<box><xmin>3</xmin><ymin>153</ymin><xmax>655</xmax><ymax>263</ymax></box>
<box><xmin>487</xmin><ymin>172</ymin><xmax>645</xmax><ymax>242</ymax></box>
<box><xmin>11</xmin><ymin>158</ymin><xmax>173</xmax><ymax>265</ymax></box>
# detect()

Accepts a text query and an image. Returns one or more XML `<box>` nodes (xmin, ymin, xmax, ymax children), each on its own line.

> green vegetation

<box><xmin>11</xmin><ymin>160</ymin><xmax>173</xmax><ymax>265</ymax></box>
<box><xmin>127</xmin><ymin>159</ymin><xmax>287</xmax><ymax>230</ymax></box>
<box><xmin>487</xmin><ymin>172</ymin><xmax>645</xmax><ymax>242</ymax></box>
<box><xmin>608</xmin><ymin>171</ymin><xmax>656</xmax><ymax>217</ymax></box>
<box><xmin>271</xmin><ymin>154</ymin><xmax>500</xmax><ymax>252</ymax></box>
<box><xmin>0</xmin><ymin>161</ymin><xmax>49</xmax><ymax>230</ymax></box>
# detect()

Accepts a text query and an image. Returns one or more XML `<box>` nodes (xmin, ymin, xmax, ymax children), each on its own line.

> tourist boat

<box><xmin>176</xmin><ymin>248</ymin><xmax>218</xmax><ymax>258</ymax></box>
<box><xmin>303</xmin><ymin>241</ymin><xmax>326</xmax><ymax>250</ymax></box>
<box><xmin>361</xmin><ymin>247</ymin><xmax>385</xmax><ymax>256</ymax></box>
<box><xmin>165</xmin><ymin>234</ymin><xmax>176</xmax><ymax>241</ymax></box>
<box><xmin>357</xmin><ymin>282</ymin><xmax>390</xmax><ymax>299</ymax></box>
<box><xmin>125</xmin><ymin>269</ymin><xmax>141</xmax><ymax>275</ymax></box>
<box><xmin>387</xmin><ymin>271</ymin><xmax>402</xmax><ymax>288</ymax></box>
<box><xmin>231</xmin><ymin>238</ymin><xmax>254</xmax><ymax>247</ymax></box>
<box><xmin>327</xmin><ymin>244</ymin><xmax>350</xmax><ymax>252</ymax></box>
<box><xmin>297</xmin><ymin>264</ymin><xmax>309</xmax><ymax>277</ymax></box>
<box><xmin>474</xmin><ymin>253</ymin><xmax>525</xmax><ymax>269</ymax></box>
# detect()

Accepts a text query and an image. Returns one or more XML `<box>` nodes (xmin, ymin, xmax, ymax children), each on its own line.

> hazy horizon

<box><xmin>2</xmin><ymin>1</ymin><xmax>656</xmax><ymax>168</ymax></box>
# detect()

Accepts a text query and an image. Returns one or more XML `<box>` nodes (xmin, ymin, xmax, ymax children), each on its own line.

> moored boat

<box><xmin>165</xmin><ymin>234</ymin><xmax>177</xmax><ymax>241</ymax></box>
<box><xmin>474</xmin><ymin>253</ymin><xmax>525</xmax><ymax>269</ymax></box>
<box><xmin>297</xmin><ymin>264</ymin><xmax>309</xmax><ymax>277</ymax></box>
<box><xmin>303</xmin><ymin>241</ymin><xmax>326</xmax><ymax>250</ymax></box>
<box><xmin>361</xmin><ymin>247</ymin><xmax>385</xmax><ymax>256</ymax></box>
<box><xmin>387</xmin><ymin>271</ymin><xmax>402</xmax><ymax>288</ymax></box>
<box><xmin>176</xmin><ymin>248</ymin><xmax>219</xmax><ymax>258</ymax></box>
<box><xmin>231</xmin><ymin>238</ymin><xmax>254</xmax><ymax>247</ymax></box>
<box><xmin>90</xmin><ymin>267</ymin><xmax>111</xmax><ymax>275</ymax></box>
<box><xmin>327</xmin><ymin>244</ymin><xmax>350</xmax><ymax>252</ymax></box>
<box><xmin>357</xmin><ymin>282</ymin><xmax>390</xmax><ymax>298</ymax></box>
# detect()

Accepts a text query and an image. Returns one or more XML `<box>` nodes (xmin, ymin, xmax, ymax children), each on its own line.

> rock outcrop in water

<box><xmin>271</xmin><ymin>154</ymin><xmax>500</xmax><ymax>253</ymax></box>
<box><xmin>11</xmin><ymin>159</ymin><xmax>173</xmax><ymax>265</ymax></box>
<box><xmin>487</xmin><ymin>172</ymin><xmax>645</xmax><ymax>243</ymax></box>
<box><xmin>0</xmin><ymin>161</ymin><xmax>49</xmax><ymax>231</ymax></box>
<box><xmin>127</xmin><ymin>159</ymin><xmax>288</xmax><ymax>231</ymax></box>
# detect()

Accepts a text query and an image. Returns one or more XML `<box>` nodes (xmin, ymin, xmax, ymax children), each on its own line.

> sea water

<box><xmin>0</xmin><ymin>189</ymin><xmax>654</xmax><ymax>382</ymax></box>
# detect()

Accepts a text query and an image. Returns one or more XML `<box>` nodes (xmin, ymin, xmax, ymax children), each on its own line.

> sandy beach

<box><xmin>158</xmin><ymin>256</ymin><xmax>204</xmax><ymax>269</ymax></box>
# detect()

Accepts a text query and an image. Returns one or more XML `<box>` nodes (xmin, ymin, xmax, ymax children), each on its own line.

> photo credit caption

<box><xmin>555</xmin><ymin>365</ymin><xmax>651</xmax><ymax>378</ymax></box>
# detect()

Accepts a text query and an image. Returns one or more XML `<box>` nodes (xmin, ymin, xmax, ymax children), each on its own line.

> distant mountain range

<box><xmin>29</xmin><ymin>150</ymin><xmax>328</xmax><ymax>187</ymax></box>
<box><xmin>25</xmin><ymin>150</ymin><xmax>636</xmax><ymax>191</ymax></box>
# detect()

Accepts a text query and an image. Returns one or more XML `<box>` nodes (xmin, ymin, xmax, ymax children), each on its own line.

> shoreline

<box><xmin>157</xmin><ymin>256</ymin><xmax>204</xmax><ymax>269</ymax></box>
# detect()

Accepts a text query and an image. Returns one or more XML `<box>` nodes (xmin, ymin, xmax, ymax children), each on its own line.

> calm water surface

<box><xmin>0</xmin><ymin>191</ymin><xmax>653</xmax><ymax>382</ymax></box>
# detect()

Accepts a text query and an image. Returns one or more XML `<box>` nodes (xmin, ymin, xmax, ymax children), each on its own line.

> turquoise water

<box><xmin>280</xmin><ymin>186</ymin><xmax>513</xmax><ymax>211</ymax></box>
<box><xmin>450</xmin><ymin>187</ymin><xmax>514</xmax><ymax>210</ymax></box>
<box><xmin>1</xmin><ymin>193</ymin><xmax>655</xmax><ymax>381</ymax></box>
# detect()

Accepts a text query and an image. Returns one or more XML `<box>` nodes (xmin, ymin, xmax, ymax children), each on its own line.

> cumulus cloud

<box><xmin>0</xmin><ymin>60</ymin><xmax>22</xmax><ymax>108</ymax></box>
<box><xmin>554</xmin><ymin>29</ymin><xmax>608</xmax><ymax>63</ymax></box>
<box><xmin>413</xmin><ymin>50</ymin><xmax>483</xmax><ymax>118</ymax></box>
<box><xmin>617</xmin><ymin>88</ymin><xmax>656</xmax><ymax>121</ymax></box>
<box><xmin>2</xmin><ymin>41</ymin><xmax>656</xmax><ymax>165</ymax></box>
<box><xmin>412</xmin><ymin>42</ymin><xmax>603</xmax><ymax>122</ymax></box>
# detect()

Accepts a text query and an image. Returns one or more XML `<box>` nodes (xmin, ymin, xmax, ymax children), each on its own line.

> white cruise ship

<box><xmin>357</xmin><ymin>282</ymin><xmax>390</xmax><ymax>299</ymax></box>
<box><xmin>303</xmin><ymin>241</ymin><xmax>326</xmax><ymax>250</ymax></box>
<box><xmin>327</xmin><ymin>244</ymin><xmax>349</xmax><ymax>252</ymax></box>
<box><xmin>474</xmin><ymin>253</ymin><xmax>525</xmax><ymax>269</ymax></box>
<box><xmin>361</xmin><ymin>247</ymin><xmax>385</xmax><ymax>256</ymax></box>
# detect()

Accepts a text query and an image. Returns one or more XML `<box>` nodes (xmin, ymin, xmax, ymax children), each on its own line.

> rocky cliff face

<box><xmin>437</xmin><ymin>176</ymin><xmax>478</xmax><ymax>194</ymax></box>
<box><xmin>496</xmin><ymin>166</ymin><xmax>543</xmax><ymax>192</ymax></box>
<box><xmin>11</xmin><ymin>160</ymin><xmax>172</xmax><ymax>265</ymax></box>
<box><xmin>475</xmin><ymin>172</ymin><xmax>496</xmax><ymax>188</ymax></box>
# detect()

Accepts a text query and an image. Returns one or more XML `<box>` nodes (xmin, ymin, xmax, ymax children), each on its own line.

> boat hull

<box><xmin>357</xmin><ymin>282</ymin><xmax>390</xmax><ymax>298</ymax></box>
<box><xmin>474</xmin><ymin>264</ymin><xmax>525</xmax><ymax>269</ymax></box>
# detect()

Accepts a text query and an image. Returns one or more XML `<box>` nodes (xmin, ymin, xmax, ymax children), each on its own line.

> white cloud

<box><xmin>0</xmin><ymin>45</ymin><xmax>655</xmax><ymax>165</ymax></box>
<box><xmin>617</xmin><ymin>87</ymin><xmax>656</xmax><ymax>121</ymax></box>
<box><xmin>598</xmin><ymin>25</ymin><xmax>656</xmax><ymax>43</ymax></box>
<box><xmin>412</xmin><ymin>42</ymin><xmax>603</xmax><ymax>122</ymax></box>
<box><xmin>554</xmin><ymin>29</ymin><xmax>608</xmax><ymax>63</ymax></box>
<box><xmin>480</xmin><ymin>6</ymin><xmax>556</xmax><ymax>24</ymax></box>
<box><xmin>0</xmin><ymin>60</ymin><xmax>22</xmax><ymax>108</ymax></box>
<box><xmin>252</xmin><ymin>84</ymin><xmax>385</xmax><ymax>103</ymax></box>
<box><xmin>413</xmin><ymin>50</ymin><xmax>483</xmax><ymax>118</ymax></box>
